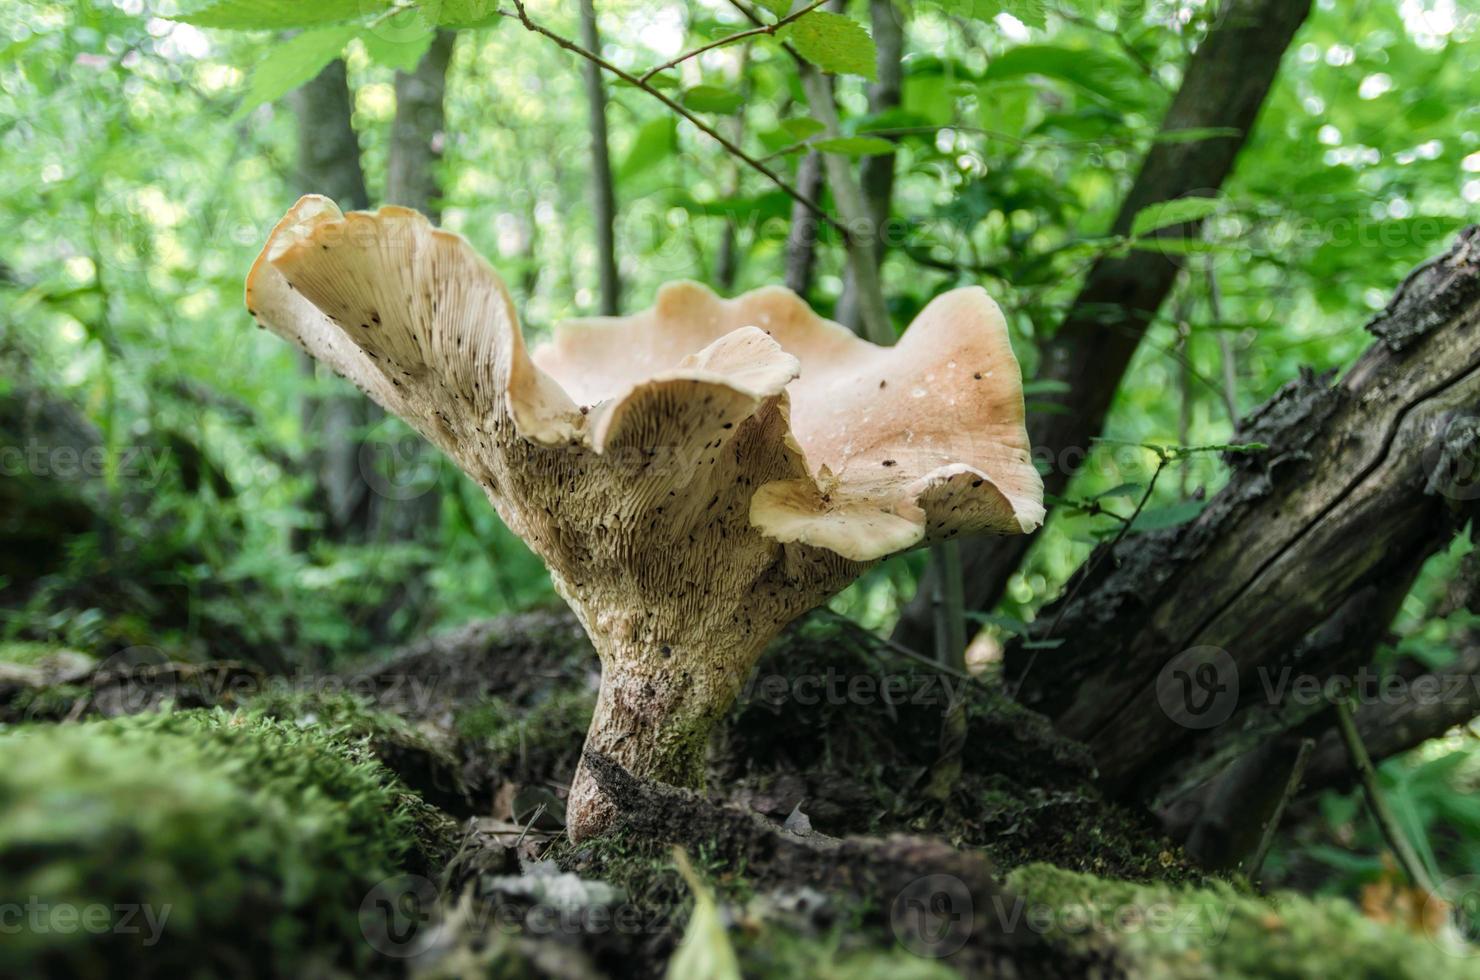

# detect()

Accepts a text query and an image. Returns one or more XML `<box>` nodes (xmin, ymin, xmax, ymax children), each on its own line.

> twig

<box><xmin>638</xmin><ymin>0</ymin><xmax>826</xmax><ymax>83</ymax></box>
<box><xmin>1334</xmin><ymin>698</ymin><xmax>1438</xmax><ymax>894</ymax></box>
<box><xmin>1009</xmin><ymin>449</ymin><xmax>1171</xmax><ymax>697</ymax></box>
<box><xmin>1247</xmin><ymin>737</ymin><xmax>1314</xmax><ymax>881</ymax></box>
<box><xmin>504</xmin><ymin>1</ymin><xmax>843</xmax><ymax>236</ymax></box>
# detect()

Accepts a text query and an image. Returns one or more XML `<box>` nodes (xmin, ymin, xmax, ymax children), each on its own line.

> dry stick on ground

<box><xmin>577</xmin><ymin>0</ymin><xmax>620</xmax><ymax>315</ymax></box>
<box><xmin>894</xmin><ymin>0</ymin><xmax>1314</xmax><ymax>652</ymax></box>
<box><xmin>1003</xmin><ymin>226</ymin><xmax>1480</xmax><ymax>803</ymax></box>
<box><xmin>504</xmin><ymin>1</ymin><xmax>841</xmax><ymax>237</ymax></box>
<box><xmin>1334</xmin><ymin>699</ymin><xmax>1439</xmax><ymax>894</ymax></box>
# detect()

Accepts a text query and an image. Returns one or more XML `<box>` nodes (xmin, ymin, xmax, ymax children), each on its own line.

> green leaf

<box><xmin>964</xmin><ymin>611</ymin><xmax>1031</xmax><ymax>636</ymax></box>
<box><xmin>618</xmin><ymin>117</ymin><xmax>677</xmax><ymax>180</ymax></box>
<box><xmin>237</xmin><ymin>26</ymin><xmax>358</xmax><ymax>116</ymax></box>
<box><xmin>667</xmin><ymin>849</ymin><xmax>742</xmax><ymax>980</ymax></box>
<box><xmin>923</xmin><ymin>0</ymin><xmax>1047</xmax><ymax>30</ymax></box>
<box><xmin>755</xmin><ymin>0</ymin><xmax>792</xmax><ymax>15</ymax></box>
<box><xmin>780</xmin><ymin>117</ymin><xmax>826</xmax><ymax>140</ymax></box>
<box><xmin>176</xmin><ymin>0</ymin><xmax>390</xmax><ymax>30</ymax></box>
<box><xmin>1092</xmin><ymin>482</ymin><xmax>1144</xmax><ymax>501</ymax></box>
<box><xmin>436</xmin><ymin>0</ymin><xmax>504</xmax><ymax>27</ymax></box>
<box><xmin>983</xmin><ymin>44</ymin><xmax>1147</xmax><ymax>109</ymax></box>
<box><xmin>812</xmin><ymin>135</ymin><xmax>895</xmax><ymax>156</ymax></box>
<box><xmin>1151</xmin><ymin>127</ymin><xmax>1240</xmax><ymax>145</ymax></box>
<box><xmin>682</xmin><ymin>85</ymin><xmax>745</xmax><ymax>115</ymax></box>
<box><xmin>1129</xmin><ymin>499</ymin><xmax>1207</xmax><ymax>533</ymax></box>
<box><xmin>359</xmin><ymin>26</ymin><xmax>435</xmax><ymax>73</ymax></box>
<box><xmin>1130</xmin><ymin>196</ymin><xmax>1223</xmax><ymax>237</ymax></box>
<box><xmin>778</xmin><ymin>11</ymin><xmax>877</xmax><ymax>80</ymax></box>
<box><xmin>1022</xmin><ymin>378</ymin><xmax>1071</xmax><ymax>396</ymax></box>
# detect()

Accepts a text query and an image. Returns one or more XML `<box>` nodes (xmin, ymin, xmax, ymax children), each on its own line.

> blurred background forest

<box><xmin>2</xmin><ymin>0</ymin><xmax>1478</xmax><ymax>919</ymax></box>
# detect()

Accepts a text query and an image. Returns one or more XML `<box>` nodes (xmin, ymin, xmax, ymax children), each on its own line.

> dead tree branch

<box><xmin>1003</xmin><ymin>226</ymin><xmax>1480</xmax><ymax>802</ymax></box>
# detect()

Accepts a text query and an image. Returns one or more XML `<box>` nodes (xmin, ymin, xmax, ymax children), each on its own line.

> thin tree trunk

<box><xmin>713</xmin><ymin>49</ymin><xmax>751</xmax><ymax>294</ymax></box>
<box><xmin>362</xmin><ymin>29</ymin><xmax>459</xmax><ymax>639</ymax></box>
<box><xmin>800</xmin><ymin>65</ymin><xmax>891</xmax><ymax>344</ymax></box>
<box><xmin>288</xmin><ymin>59</ymin><xmax>374</xmax><ymax>546</ymax></box>
<box><xmin>894</xmin><ymin>0</ymin><xmax>1313</xmax><ymax>651</ymax></box>
<box><xmin>387</xmin><ymin>29</ymin><xmax>456</xmax><ymax>221</ymax></box>
<box><xmin>783</xmin><ymin>149</ymin><xmax>825</xmax><ymax>297</ymax></box>
<box><xmin>836</xmin><ymin>0</ymin><xmax>903</xmax><ymax>330</ymax></box>
<box><xmin>579</xmin><ymin>0</ymin><xmax>620</xmax><ymax>315</ymax></box>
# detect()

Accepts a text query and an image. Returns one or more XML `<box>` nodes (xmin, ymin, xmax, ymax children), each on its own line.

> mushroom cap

<box><xmin>245</xmin><ymin>196</ymin><xmax>1042</xmax><ymax>570</ymax></box>
<box><xmin>536</xmin><ymin>283</ymin><xmax>1043</xmax><ymax>561</ymax></box>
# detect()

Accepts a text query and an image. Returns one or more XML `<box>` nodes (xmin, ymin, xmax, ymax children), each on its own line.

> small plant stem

<box><xmin>1334</xmin><ymin>698</ymin><xmax>1438</xmax><ymax>894</ymax></box>
<box><xmin>1246</xmin><ymin>737</ymin><xmax>1314</xmax><ymax>881</ymax></box>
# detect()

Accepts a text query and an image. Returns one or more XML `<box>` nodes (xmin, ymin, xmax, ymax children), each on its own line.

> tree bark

<box><xmin>579</xmin><ymin>0</ymin><xmax>621</xmax><ymax>315</ymax></box>
<box><xmin>895</xmin><ymin>0</ymin><xmax>1313</xmax><ymax>651</ymax></box>
<box><xmin>783</xmin><ymin>149</ymin><xmax>825</xmax><ymax>297</ymax></box>
<box><xmin>387</xmin><ymin>29</ymin><xmax>456</xmax><ymax>221</ymax></box>
<box><xmin>835</xmin><ymin>0</ymin><xmax>903</xmax><ymax>331</ymax></box>
<box><xmin>799</xmin><ymin>65</ymin><xmax>892</xmax><ymax>344</ymax></box>
<box><xmin>1003</xmin><ymin>227</ymin><xmax>1480</xmax><ymax>805</ymax></box>
<box><xmin>289</xmin><ymin>60</ymin><xmax>375</xmax><ymax>544</ymax></box>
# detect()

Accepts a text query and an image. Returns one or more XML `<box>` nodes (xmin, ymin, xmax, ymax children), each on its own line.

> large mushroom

<box><xmin>245</xmin><ymin>196</ymin><xmax>1044</xmax><ymax>840</ymax></box>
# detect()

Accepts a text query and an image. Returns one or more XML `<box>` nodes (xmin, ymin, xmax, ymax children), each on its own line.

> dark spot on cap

<box><xmin>881</xmin><ymin>459</ymin><xmax>897</xmax><ymax>467</ymax></box>
<box><xmin>973</xmin><ymin>372</ymin><xmax>983</xmax><ymax>380</ymax></box>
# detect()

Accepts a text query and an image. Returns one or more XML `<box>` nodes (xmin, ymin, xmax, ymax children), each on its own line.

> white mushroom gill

<box><xmin>245</xmin><ymin>196</ymin><xmax>1044</xmax><ymax>841</ymax></box>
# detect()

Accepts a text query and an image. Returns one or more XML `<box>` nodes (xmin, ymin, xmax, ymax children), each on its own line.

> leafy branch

<box><xmin>503</xmin><ymin>1</ymin><xmax>845</xmax><ymax>237</ymax></box>
<box><xmin>1009</xmin><ymin>440</ymin><xmax>1268</xmax><ymax>694</ymax></box>
<box><xmin>638</xmin><ymin>0</ymin><xmax>828</xmax><ymax>84</ymax></box>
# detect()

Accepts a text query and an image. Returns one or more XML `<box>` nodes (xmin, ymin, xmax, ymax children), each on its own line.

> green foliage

<box><xmin>1131</xmin><ymin>196</ymin><xmax>1226</xmax><ymax>238</ymax></box>
<box><xmin>238</xmin><ymin>26</ymin><xmax>360</xmax><ymax>114</ymax></box>
<box><xmin>779</xmin><ymin>10</ymin><xmax>877</xmax><ymax>80</ymax></box>
<box><xmin>0</xmin><ymin>708</ymin><xmax>431</xmax><ymax>977</ymax></box>
<box><xmin>177</xmin><ymin>0</ymin><xmax>392</xmax><ymax>30</ymax></box>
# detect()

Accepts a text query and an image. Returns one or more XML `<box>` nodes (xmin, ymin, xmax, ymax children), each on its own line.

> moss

<box><xmin>0</xmin><ymin>641</ymin><xmax>81</xmax><ymax>668</ymax></box>
<box><xmin>1006</xmin><ymin>863</ymin><xmax>1479</xmax><ymax>979</ymax></box>
<box><xmin>736</xmin><ymin>929</ymin><xmax>965</xmax><ymax>980</ymax></box>
<box><xmin>246</xmin><ymin>687</ymin><xmax>471</xmax><ymax>818</ymax></box>
<box><xmin>457</xmin><ymin>688</ymin><xmax>595</xmax><ymax>785</ymax></box>
<box><xmin>5</xmin><ymin>682</ymin><xmax>90</xmax><ymax>722</ymax></box>
<box><xmin>0</xmin><ymin>707</ymin><xmax>448</xmax><ymax>978</ymax></box>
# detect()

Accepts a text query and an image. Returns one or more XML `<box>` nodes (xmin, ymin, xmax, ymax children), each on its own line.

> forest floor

<box><xmin>1</xmin><ymin>610</ymin><xmax>1474</xmax><ymax>978</ymax></box>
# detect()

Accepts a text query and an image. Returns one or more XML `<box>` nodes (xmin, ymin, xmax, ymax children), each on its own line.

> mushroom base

<box><xmin>565</xmin><ymin>648</ymin><xmax>757</xmax><ymax>843</ymax></box>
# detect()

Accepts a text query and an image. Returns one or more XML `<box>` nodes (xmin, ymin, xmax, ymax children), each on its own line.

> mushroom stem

<box><xmin>565</xmin><ymin>642</ymin><xmax>759</xmax><ymax>842</ymax></box>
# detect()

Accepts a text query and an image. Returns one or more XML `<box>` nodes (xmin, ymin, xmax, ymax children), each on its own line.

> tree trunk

<box><xmin>1003</xmin><ymin>227</ymin><xmax>1480</xmax><ymax>808</ymax></box>
<box><xmin>579</xmin><ymin>0</ymin><xmax>621</xmax><ymax>315</ymax></box>
<box><xmin>895</xmin><ymin>0</ymin><xmax>1313</xmax><ymax>651</ymax></box>
<box><xmin>783</xmin><ymin>149</ymin><xmax>825</xmax><ymax>297</ymax></box>
<box><xmin>288</xmin><ymin>59</ymin><xmax>375</xmax><ymax>545</ymax></box>
<box><xmin>835</xmin><ymin>0</ymin><xmax>903</xmax><ymax>330</ymax></box>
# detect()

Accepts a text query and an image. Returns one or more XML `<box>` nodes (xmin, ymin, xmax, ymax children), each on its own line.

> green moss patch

<box><xmin>0</xmin><ymin>708</ymin><xmax>447</xmax><ymax>978</ymax></box>
<box><xmin>1007</xmin><ymin>863</ymin><xmax>1479</xmax><ymax>979</ymax></box>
